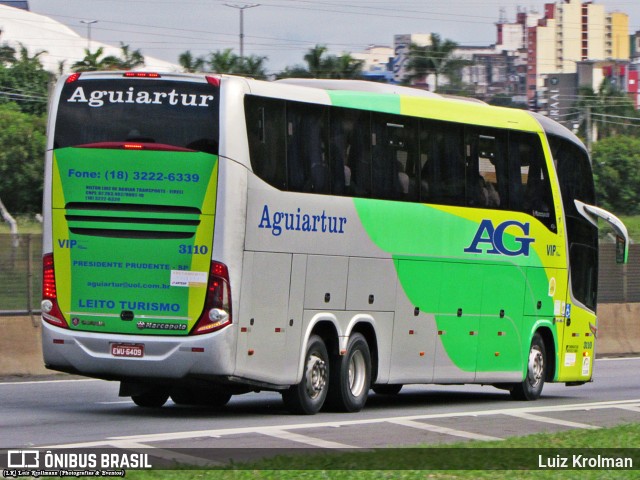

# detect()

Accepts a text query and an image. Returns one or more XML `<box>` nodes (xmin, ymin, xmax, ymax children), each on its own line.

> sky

<box><xmin>26</xmin><ymin>0</ymin><xmax>640</xmax><ymax>74</ymax></box>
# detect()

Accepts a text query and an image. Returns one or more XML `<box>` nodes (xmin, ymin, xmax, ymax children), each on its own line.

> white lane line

<box><xmin>502</xmin><ymin>412</ymin><xmax>600</xmax><ymax>430</ymax></box>
<box><xmin>45</xmin><ymin>398</ymin><xmax>640</xmax><ymax>449</ymax></box>
<box><xmin>388</xmin><ymin>419</ymin><xmax>501</xmax><ymax>441</ymax></box>
<box><xmin>259</xmin><ymin>429</ymin><xmax>356</xmax><ymax>449</ymax></box>
<box><xmin>113</xmin><ymin>440</ymin><xmax>223</xmax><ymax>467</ymax></box>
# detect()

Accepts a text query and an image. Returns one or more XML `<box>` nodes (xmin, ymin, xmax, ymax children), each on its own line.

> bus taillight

<box><xmin>191</xmin><ymin>261</ymin><xmax>232</xmax><ymax>335</ymax></box>
<box><xmin>41</xmin><ymin>253</ymin><xmax>68</xmax><ymax>328</ymax></box>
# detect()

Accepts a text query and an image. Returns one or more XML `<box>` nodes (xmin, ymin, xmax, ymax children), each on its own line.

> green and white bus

<box><xmin>42</xmin><ymin>72</ymin><xmax>628</xmax><ymax>414</ymax></box>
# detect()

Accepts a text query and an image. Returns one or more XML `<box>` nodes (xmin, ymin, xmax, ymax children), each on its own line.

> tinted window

<box><xmin>549</xmin><ymin>134</ymin><xmax>598</xmax><ymax>310</ymax></box>
<box><xmin>55</xmin><ymin>78</ymin><xmax>220</xmax><ymax>154</ymax></box>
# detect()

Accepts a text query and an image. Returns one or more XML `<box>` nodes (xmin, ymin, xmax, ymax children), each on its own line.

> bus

<box><xmin>42</xmin><ymin>71</ymin><xmax>629</xmax><ymax>414</ymax></box>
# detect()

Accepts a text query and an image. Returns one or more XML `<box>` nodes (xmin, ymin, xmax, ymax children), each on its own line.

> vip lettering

<box><xmin>67</xmin><ymin>86</ymin><xmax>215</xmax><ymax>108</ymax></box>
<box><xmin>258</xmin><ymin>204</ymin><xmax>347</xmax><ymax>237</ymax></box>
<box><xmin>464</xmin><ymin>219</ymin><xmax>534</xmax><ymax>256</ymax></box>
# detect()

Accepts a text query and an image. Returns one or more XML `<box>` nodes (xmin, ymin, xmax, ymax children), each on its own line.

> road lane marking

<box><xmin>113</xmin><ymin>440</ymin><xmax>223</xmax><ymax>467</ymax></box>
<box><xmin>259</xmin><ymin>429</ymin><xmax>356</xmax><ymax>449</ymax></box>
<box><xmin>388</xmin><ymin>419</ymin><xmax>501</xmax><ymax>441</ymax></box>
<box><xmin>42</xmin><ymin>398</ymin><xmax>640</xmax><ymax>450</ymax></box>
<box><xmin>502</xmin><ymin>412</ymin><xmax>600</xmax><ymax>429</ymax></box>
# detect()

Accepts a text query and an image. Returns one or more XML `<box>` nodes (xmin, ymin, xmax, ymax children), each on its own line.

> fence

<box><xmin>0</xmin><ymin>235</ymin><xmax>636</xmax><ymax>316</ymax></box>
<box><xmin>0</xmin><ymin>234</ymin><xmax>42</xmax><ymax>316</ymax></box>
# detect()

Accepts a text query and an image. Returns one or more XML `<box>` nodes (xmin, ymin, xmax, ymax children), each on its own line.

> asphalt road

<box><xmin>2</xmin><ymin>357</ymin><xmax>640</xmax><ymax>466</ymax></box>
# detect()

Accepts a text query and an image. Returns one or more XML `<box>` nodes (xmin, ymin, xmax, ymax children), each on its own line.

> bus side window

<box><xmin>465</xmin><ymin>129</ymin><xmax>506</xmax><ymax>209</ymax></box>
<box><xmin>370</xmin><ymin>114</ymin><xmax>419</xmax><ymax>202</ymax></box>
<box><xmin>508</xmin><ymin>132</ymin><xmax>556</xmax><ymax>231</ymax></box>
<box><xmin>422</xmin><ymin>120</ymin><xmax>465</xmax><ymax>206</ymax></box>
<box><xmin>328</xmin><ymin>108</ymin><xmax>371</xmax><ymax>198</ymax></box>
<box><xmin>244</xmin><ymin>95</ymin><xmax>286</xmax><ymax>189</ymax></box>
<box><xmin>286</xmin><ymin>103</ymin><xmax>329</xmax><ymax>194</ymax></box>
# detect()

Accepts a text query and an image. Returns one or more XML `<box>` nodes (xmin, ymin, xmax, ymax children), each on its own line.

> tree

<box><xmin>203</xmin><ymin>49</ymin><xmax>268</xmax><ymax>79</ymax></box>
<box><xmin>592</xmin><ymin>135</ymin><xmax>640</xmax><ymax>215</ymax></box>
<box><xmin>0</xmin><ymin>43</ymin><xmax>50</xmax><ymax>116</ymax></box>
<box><xmin>71</xmin><ymin>44</ymin><xmax>145</xmax><ymax>72</ymax></box>
<box><xmin>179</xmin><ymin>51</ymin><xmax>205</xmax><ymax>73</ymax></box>
<box><xmin>278</xmin><ymin>45</ymin><xmax>363</xmax><ymax>79</ymax></box>
<box><xmin>574</xmin><ymin>83</ymin><xmax>640</xmax><ymax>142</ymax></box>
<box><xmin>405</xmin><ymin>34</ymin><xmax>465</xmax><ymax>90</ymax></box>
<box><xmin>0</xmin><ymin>103</ymin><xmax>45</xmax><ymax>214</ymax></box>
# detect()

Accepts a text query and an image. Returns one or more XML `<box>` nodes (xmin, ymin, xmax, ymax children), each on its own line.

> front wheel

<box><xmin>283</xmin><ymin>335</ymin><xmax>329</xmax><ymax>415</ymax></box>
<box><xmin>327</xmin><ymin>333</ymin><xmax>372</xmax><ymax>412</ymax></box>
<box><xmin>511</xmin><ymin>332</ymin><xmax>546</xmax><ymax>401</ymax></box>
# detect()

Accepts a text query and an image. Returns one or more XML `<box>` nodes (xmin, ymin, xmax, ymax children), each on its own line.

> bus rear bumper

<box><xmin>41</xmin><ymin>319</ymin><xmax>236</xmax><ymax>381</ymax></box>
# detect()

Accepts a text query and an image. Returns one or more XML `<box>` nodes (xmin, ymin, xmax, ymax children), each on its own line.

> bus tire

<box><xmin>372</xmin><ymin>384</ymin><xmax>403</xmax><ymax>395</ymax></box>
<box><xmin>131</xmin><ymin>392</ymin><xmax>169</xmax><ymax>408</ymax></box>
<box><xmin>511</xmin><ymin>332</ymin><xmax>546</xmax><ymax>401</ymax></box>
<box><xmin>327</xmin><ymin>333</ymin><xmax>372</xmax><ymax>412</ymax></box>
<box><xmin>282</xmin><ymin>335</ymin><xmax>329</xmax><ymax>415</ymax></box>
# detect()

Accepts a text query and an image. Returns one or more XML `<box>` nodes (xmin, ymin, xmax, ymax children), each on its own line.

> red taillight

<box><xmin>206</xmin><ymin>76</ymin><xmax>221</xmax><ymax>87</ymax></box>
<box><xmin>66</xmin><ymin>73</ymin><xmax>81</xmax><ymax>83</ymax></box>
<box><xmin>190</xmin><ymin>261</ymin><xmax>232</xmax><ymax>335</ymax></box>
<box><xmin>42</xmin><ymin>254</ymin><xmax>68</xmax><ymax>328</ymax></box>
<box><xmin>124</xmin><ymin>72</ymin><xmax>161</xmax><ymax>78</ymax></box>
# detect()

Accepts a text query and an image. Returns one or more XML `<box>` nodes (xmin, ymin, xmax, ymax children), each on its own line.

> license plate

<box><xmin>111</xmin><ymin>343</ymin><xmax>144</xmax><ymax>358</ymax></box>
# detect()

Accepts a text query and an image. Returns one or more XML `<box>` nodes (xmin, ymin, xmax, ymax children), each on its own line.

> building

<box><xmin>352</xmin><ymin>45</ymin><xmax>394</xmax><ymax>82</ymax></box>
<box><xmin>527</xmin><ymin>0</ymin><xmax>630</xmax><ymax>109</ymax></box>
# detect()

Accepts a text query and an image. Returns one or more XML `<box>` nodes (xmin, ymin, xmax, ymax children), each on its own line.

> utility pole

<box><xmin>225</xmin><ymin>4</ymin><xmax>259</xmax><ymax>60</ymax></box>
<box><xmin>80</xmin><ymin>19</ymin><xmax>98</xmax><ymax>51</ymax></box>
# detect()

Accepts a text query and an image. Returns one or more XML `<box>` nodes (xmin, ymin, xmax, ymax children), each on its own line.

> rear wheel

<box><xmin>327</xmin><ymin>333</ymin><xmax>372</xmax><ymax>412</ymax></box>
<box><xmin>131</xmin><ymin>392</ymin><xmax>169</xmax><ymax>408</ymax></box>
<box><xmin>283</xmin><ymin>335</ymin><xmax>329</xmax><ymax>415</ymax></box>
<box><xmin>511</xmin><ymin>332</ymin><xmax>546</xmax><ymax>401</ymax></box>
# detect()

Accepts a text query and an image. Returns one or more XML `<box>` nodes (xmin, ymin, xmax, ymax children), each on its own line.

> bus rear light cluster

<box><xmin>124</xmin><ymin>72</ymin><xmax>161</xmax><ymax>78</ymax></box>
<box><xmin>191</xmin><ymin>261</ymin><xmax>232</xmax><ymax>335</ymax></box>
<box><xmin>42</xmin><ymin>253</ymin><xmax>68</xmax><ymax>328</ymax></box>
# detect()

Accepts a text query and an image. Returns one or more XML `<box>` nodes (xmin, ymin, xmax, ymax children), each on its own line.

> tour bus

<box><xmin>41</xmin><ymin>71</ymin><xmax>628</xmax><ymax>414</ymax></box>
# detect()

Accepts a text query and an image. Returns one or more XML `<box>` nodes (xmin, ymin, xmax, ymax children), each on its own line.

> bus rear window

<box><xmin>54</xmin><ymin>79</ymin><xmax>220</xmax><ymax>154</ymax></box>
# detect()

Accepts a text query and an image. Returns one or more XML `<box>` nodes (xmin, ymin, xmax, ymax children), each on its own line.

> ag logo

<box><xmin>464</xmin><ymin>220</ymin><xmax>534</xmax><ymax>257</ymax></box>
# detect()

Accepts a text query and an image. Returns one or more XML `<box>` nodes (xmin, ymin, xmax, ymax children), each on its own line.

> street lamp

<box><xmin>224</xmin><ymin>4</ymin><xmax>259</xmax><ymax>60</ymax></box>
<box><xmin>80</xmin><ymin>20</ymin><xmax>98</xmax><ymax>51</ymax></box>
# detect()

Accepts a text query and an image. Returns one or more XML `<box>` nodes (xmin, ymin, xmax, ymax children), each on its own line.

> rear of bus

<box><xmin>41</xmin><ymin>72</ymin><xmax>235</xmax><ymax>392</ymax></box>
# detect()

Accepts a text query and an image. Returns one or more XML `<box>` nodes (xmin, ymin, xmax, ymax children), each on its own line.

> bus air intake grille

<box><xmin>64</xmin><ymin>202</ymin><xmax>202</xmax><ymax>239</ymax></box>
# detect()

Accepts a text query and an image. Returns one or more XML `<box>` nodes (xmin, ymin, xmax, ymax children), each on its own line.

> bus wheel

<box><xmin>511</xmin><ymin>333</ymin><xmax>546</xmax><ymax>401</ymax></box>
<box><xmin>283</xmin><ymin>335</ymin><xmax>329</xmax><ymax>415</ymax></box>
<box><xmin>328</xmin><ymin>333</ymin><xmax>372</xmax><ymax>412</ymax></box>
<box><xmin>372</xmin><ymin>384</ymin><xmax>403</xmax><ymax>395</ymax></box>
<box><xmin>131</xmin><ymin>392</ymin><xmax>169</xmax><ymax>408</ymax></box>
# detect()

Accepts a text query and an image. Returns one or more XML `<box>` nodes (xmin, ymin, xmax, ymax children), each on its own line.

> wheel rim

<box><xmin>348</xmin><ymin>350</ymin><xmax>367</xmax><ymax>397</ymax></box>
<box><xmin>305</xmin><ymin>352</ymin><xmax>327</xmax><ymax>400</ymax></box>
<box><xmin>527</xmin><ymin>345</ymin><xmax>544</xmax><ymax>388</ymax></box>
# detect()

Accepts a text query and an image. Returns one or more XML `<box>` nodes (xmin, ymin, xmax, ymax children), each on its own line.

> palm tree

<box><xmin>71</xmin><ymin>47</ymin><xmax>114</xmax><ymax>72</ymax></box>
<box><xmin>405</xmin><ymin>33</ymin><xmax>461</xmax><ymax>90</ymax></box>
<box><xmin>237</xmin><ymin>55</ymin><xmax>268</xmax><ymax>79</ymax></box>
<box><xmin>71</xmin><ymin>44</ymin><xmax>145</xmax><ymax>72</ymax></box>
<box><xmin>330</xmin><ymin>53</ymin><xmax>364</xmax><ymax>79</ymax></box>
<box><xmin>208</xmin><ymin>48</ymin><xmax>241</xmax><ymax>73</ymax></box>
<box><xmin>303</xmin><ymin>45</ymin><xmax>328</xmax><ymax>78</ymax></box>
<box><xmin>0</xmin><ymin>43</ymin><xmax>16</xmax><ymax>65</ymax></box>
<box><xmin>179</xmin><ymin>51</ymin><xmax>205</xmax><ymax>73</ymax></box>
